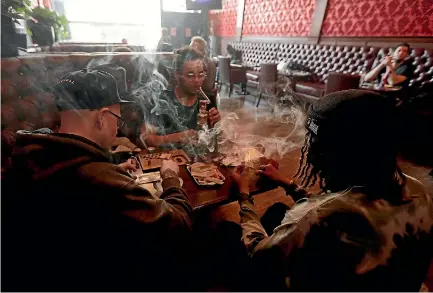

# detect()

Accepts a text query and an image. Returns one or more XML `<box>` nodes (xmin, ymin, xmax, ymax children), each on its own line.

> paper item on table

<box><xmin>188</xmin><ymin>163</ymin><xmax>225</xmax><ymax>186</ymax></box>
<box><xmin>136</xmin><ymin>171</ymin><xmax>161</xmax><ymax>184</ymax></box>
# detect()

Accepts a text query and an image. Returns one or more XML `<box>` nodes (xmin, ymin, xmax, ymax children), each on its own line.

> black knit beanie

<box><xmin>306</xmin><ymin>89</ymin><xmax>396</xmax><ymax>145</ymax></box>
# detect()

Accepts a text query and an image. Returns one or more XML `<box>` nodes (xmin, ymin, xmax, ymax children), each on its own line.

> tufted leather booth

<box><xmin>1</xmin><ymin>52</ymin><xmax>172</xmax><ymax>175</ymax></box>
<box><xmin>230</xmin><ymin>42</ymin><xmax>433</xmax><ymax>102</ymax></box>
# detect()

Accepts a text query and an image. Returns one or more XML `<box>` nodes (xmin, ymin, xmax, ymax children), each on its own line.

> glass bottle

<box><xmin>197</xmin><ymin>99</ymin><xmax>209</xmax><ymax>130</ymax></box>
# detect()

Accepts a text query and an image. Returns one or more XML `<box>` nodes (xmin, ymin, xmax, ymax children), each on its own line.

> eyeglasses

<box><xmin>107</xmin><ymin>110</ymin><xmax>125</xmax><ymax>129</ymax></box>
<box><xmin>182</xmin><ymin>72</ymin><xmax>207</xmax><ymax>81</ymax></box>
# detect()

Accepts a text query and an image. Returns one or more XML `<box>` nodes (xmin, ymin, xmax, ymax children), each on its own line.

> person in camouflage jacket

<box><xmin>232</xmin><ymin>89</ymin><xmax>433</xmax><ymax>291</ymax></box>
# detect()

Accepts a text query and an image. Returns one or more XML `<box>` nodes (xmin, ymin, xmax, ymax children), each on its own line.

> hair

<box><xmin>113</xmin><ymin>46</ymin><xmax>132</xmax><ymax>53</ymax></box>
<box><xmin>294</xmin><ymin>130</ymin><xmax>406</xmax><ymax>197</ymax></box>
<box><xmin>394</xmin><ymin>42</ymin><xmax>411</xmax><ymax>53</ymax></box>
<box><xmin>191</xmin><ymin>36</ymin><xmax>207</xmax><ymax>46</ymax></box>
<box><xmin>173</xmin><ymin>46</ymin><xmax>204</xmax><ymax>72</ymax></box>
<box><xmin>190</xmin><ymin>36</ymin><xmax>208</xmax><ymax>56</ymax></box>
<box><xmin>293</xmin><ymin>90</ymin><xmax>406</xmax><ymax>201</ymax></box>
<box><xmin>161</xmin><ymin>27</ymin><xmax>168</xmax><ymax>35</ymax></box>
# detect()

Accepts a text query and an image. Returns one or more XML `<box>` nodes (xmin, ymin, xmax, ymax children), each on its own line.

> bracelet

<box><xmin>239</xmin><ymin>192</ymin><xmax>253</xmax><ymax>202</ymax></box>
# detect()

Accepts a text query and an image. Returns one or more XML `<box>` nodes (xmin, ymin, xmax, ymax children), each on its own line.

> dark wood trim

<box><xmin>222</xmin><ymin>36</ymin><xmax>433</xmax><ymax>49</ymax></box>
<box><xmin>310</xmin><ymin>0</ymin><xmax>328</xmax><ymax>39</ymax></box>
<box><xmin>236</xmin><ymin>0</ymin><xmax>245</xmax><ymax>41</ymax></box>
<box><xmin>319</xmin><ymin>37</ymin><xmax>433</xmax><ymax>49</ymax></box>
<box><xmin>240</xmin><ymin>36</ymin><xmax>319</xmax><ymax>44</ymax></box>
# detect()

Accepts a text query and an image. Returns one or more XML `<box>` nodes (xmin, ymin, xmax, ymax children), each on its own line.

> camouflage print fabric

<box><xmin>238</xmin><ymin>174</ymin><xmax>433</xmax><ymax>291</ymax></box>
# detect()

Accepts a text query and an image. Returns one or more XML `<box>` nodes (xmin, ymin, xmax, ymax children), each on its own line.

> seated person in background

<box><xmin>226</xmin><ymin>44</ymin><xmax>242</xmax><ymax>64</ymax></box>
<box><xmin>190</xmin><ymin>36</ymin><xmax>217</xmax><ymax>94</ymax></box>
<box><xmin>121</xmin><ymin>38</ymin><xmax>128</xmax><ymax>44</ymax></box>
<box><xmin>364</xmin><ymin>43</ymin><xmax>414</xmax><ymax>88</ymax></box>
<box><xmin>142</xmin><ymin>46</ymin><xmax>221</xmax><ymax>149</ymax></box>
<box><xmin>2</xmin><ymin>69</ymin><xmax>193</xmax><ymax>291</ymax></box>
<box><xmin>231</xmin><ymin>90</ymin><xmax>433</xmax><ymax>291</ymax></box>
<box><xmin>157</xmin><ymin>27</ymin><xmax>172</xmax><ymax>52</ymax></box>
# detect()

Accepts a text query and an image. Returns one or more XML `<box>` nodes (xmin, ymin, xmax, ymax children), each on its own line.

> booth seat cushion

<box><xmin>246</xmin><ymin>70</ymin><xmax>259</xmax><ymax>81</ymax></box>
<box><xmin>295</xmin><ymin>81</ymin><xmax>325</xmax><ymax>97</ymax></box>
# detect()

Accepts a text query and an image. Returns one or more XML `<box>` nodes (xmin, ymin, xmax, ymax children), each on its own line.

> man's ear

<box><xmin>95</xmin><ymin>109</ymin><xmax>106</xmax><ymax>129</ymax></box>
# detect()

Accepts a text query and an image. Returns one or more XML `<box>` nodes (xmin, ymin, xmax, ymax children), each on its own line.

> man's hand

<box><xmin>179</xmin><ymin>130</ymin><xmax>198</xmax><ymax>143</ymax></box>
<box><xmin>118</xmin><ymin>158</ymin><xmax>138</xmax><ymax>173</ymax></box>
<box><xmin>231</xmin><ymin>164</ymin><xmax>250</xmax><ymax>195</ymax></box>
<box><xmin>381</xmin><ymin>56</ymin><xmax>392</xmax><ymax>67</ymax></box>
<box><xmin>161</xmin><ymin>159</ymin><xmax>179</xmax><ymax>177</ymax></box>
<box><xmin>185</xmin><ymin>129</ymin><xmax>198</xmax><ymax>138</ymax></box>
<box><xmin>208</xmin><ymin>107</ymin><xmax>221</xmax><ymax>127</ymax></box>
<box><xmin>256</xmin><ymin>164</ymin><xmax>290</xmax><ymax>186</ymax></box>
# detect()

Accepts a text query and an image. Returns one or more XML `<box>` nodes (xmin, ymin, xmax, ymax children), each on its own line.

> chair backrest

<box><xmin>259</xmin><ymin>63</ymin><xmax>278</xmax><ymax>93</ymax></box>
<box><xmin>218</xmin><ymin>56</ymin><xmax>231</xmax><ymax>83</ymax></box>
<box><xmin>325</xmin><ymin>72</ymin><xmax>361</xmax><ymax>95</ymax></box>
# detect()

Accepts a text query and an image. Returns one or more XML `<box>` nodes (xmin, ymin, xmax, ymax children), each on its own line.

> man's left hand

<box><xmin>208</xmin><ymin>107</ymin><xmax>221</xmax><ymax>127</ymax></box>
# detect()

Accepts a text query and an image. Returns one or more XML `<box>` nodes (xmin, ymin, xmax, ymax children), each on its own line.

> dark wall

<box><xmin>161</xmin><ymin>12</ymin><xmax>204</xmax><ymax>50</ymax></box>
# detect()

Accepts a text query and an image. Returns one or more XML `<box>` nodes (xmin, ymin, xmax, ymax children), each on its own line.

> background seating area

<box><xmin>230</xmin><ymin>42</ymin><xmax>433</xmax><ymax>103</ymax></box>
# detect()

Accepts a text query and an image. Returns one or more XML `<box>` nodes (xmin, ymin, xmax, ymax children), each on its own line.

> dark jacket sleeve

<box><xmin>81</xmin><ymin>162</ymin><xmax>193</xmax><ymax>233</ymax></box>
<box><xmin>79</xmin><ymin>162</ymin><xmax>193</xmax><ymax>289</ymax></box>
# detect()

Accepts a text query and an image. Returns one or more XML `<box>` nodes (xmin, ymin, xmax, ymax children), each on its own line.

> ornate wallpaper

<box><xmin>321</xmin><ymin>0</ymin><xmax>433</xmax><ymax>36</ymax></box>
<box><xmin>241</xmin><ymin>0</ymin><xmax>316</xmax><ymax>36</ymax></box>
<box><xmin>208</xmin><ymin>0</ymin><xmax>238</xmax><ymax>37</ymax></box>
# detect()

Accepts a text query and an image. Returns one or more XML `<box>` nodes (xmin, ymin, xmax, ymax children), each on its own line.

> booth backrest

<box><xmin>231</xmin><ymin>42</ymin><xmax>279</xmax><ymax>71</ymax></box>
<box><xmin>1</xmin><ymin>52</ymin><xmax>172</xmax><ymax>174</ymax></box>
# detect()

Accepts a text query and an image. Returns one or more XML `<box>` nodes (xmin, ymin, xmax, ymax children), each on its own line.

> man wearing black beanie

<box><xmin>232</xmin><ymin>89</ymin><xmax>433</xmax><ymax>291</ymax></box>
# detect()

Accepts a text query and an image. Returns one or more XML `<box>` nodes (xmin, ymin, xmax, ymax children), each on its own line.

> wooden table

<box><xmin>136</xmin><ymin>150</ymin><xmax>279</xmax><ymax>211</ymax></box>
<box><xmin>179</xmin><ymin>162</ymin><xmax>278</xmax><ymax>211</ymax></box>
<box><xmin>360</xmin><ymin>83</ymin><xmax>402</xmax><ymax>93</ymax></box>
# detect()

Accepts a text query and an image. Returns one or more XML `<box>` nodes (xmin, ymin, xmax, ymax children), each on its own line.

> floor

<box><xmin>205</xmin><ymin>85</ymin><xmax>433</xmax><ymax>290</ymax></box>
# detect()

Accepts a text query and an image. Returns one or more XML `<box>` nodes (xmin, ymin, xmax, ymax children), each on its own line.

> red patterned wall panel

<box><xmin>242</xmin><ymin>0</ymin><xmax>316</xmax><ymax>36</ymax></box>
<box><xmin>208</xmin><ymin>0</ymin><xmax>238</xmax><ymax>37</ymax></box>
<box><xmin>321</xmin><ymin>0</ymin><xmax>433</xmax><ymax>36</ymax></box>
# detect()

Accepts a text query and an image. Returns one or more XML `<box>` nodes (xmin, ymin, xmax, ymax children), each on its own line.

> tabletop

<box><xmin>180</xmin><ymin>159</ymin><xmax>279</xmax><ymax>211</ymax></box>
<box><xmin>360</xmin><ymin>83</ymin><xmax>402</xmax><ymax>92</ymax></box>
<box><xmin>136</xmin><ymin>149</ymin><xmax>279</xmax><ymax>211</ymax></box>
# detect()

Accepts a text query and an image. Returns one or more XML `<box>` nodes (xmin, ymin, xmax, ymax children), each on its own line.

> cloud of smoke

<box><xmin>197</xmin><ymin>85</ymin><xmax>307</xmax><ymax>164</ymax></box>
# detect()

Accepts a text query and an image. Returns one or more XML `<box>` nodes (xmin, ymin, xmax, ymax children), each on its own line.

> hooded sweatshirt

<box><xmin>2</xmin><ymin>129</ymin><xmax>193</xmax><ymax>291</ymax></box>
